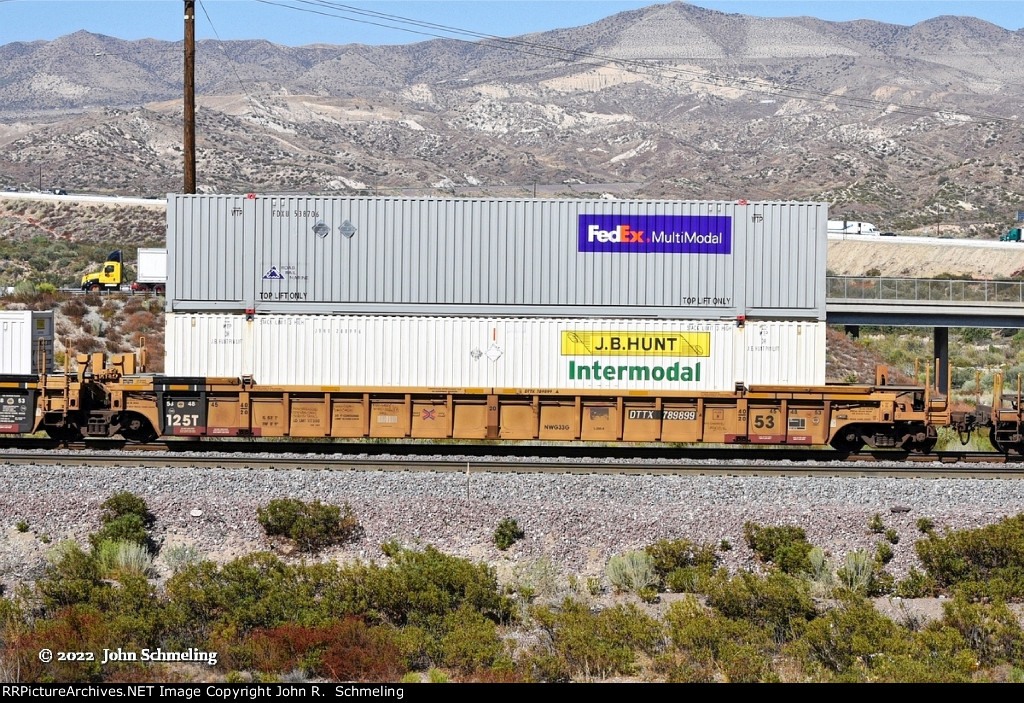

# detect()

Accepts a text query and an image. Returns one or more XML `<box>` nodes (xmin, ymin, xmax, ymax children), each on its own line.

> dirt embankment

<box><xmin>828</xmin><ymin>240</ymin><xmax>1024</xmax><ymax>278</ymax></box>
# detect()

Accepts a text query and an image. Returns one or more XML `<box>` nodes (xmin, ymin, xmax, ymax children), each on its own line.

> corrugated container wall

<box><xmin>0</xmin><ymin>311</ymin><xmax>54</xmax><ymax>375</ymax></box>
<box><xmin>165</xmin><ymin>313</ymin><xmax>826</xmax><ymax>391</ymax></box>
<box><xmin>167</xmin><ymin>195</ymin><xmax>827</xmax><ymax>320</ymax></box>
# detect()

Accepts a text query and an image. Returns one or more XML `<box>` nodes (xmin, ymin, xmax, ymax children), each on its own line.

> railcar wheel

<box><xmin>901</xmin><ymin>426</ymin><xmax>937</xmax><ymax>454</ymax></box>
<box><xmin>829</xmin><ymin>430</ymin><xmax>864</xmax><ymax>453</ymax></box>
<box><xmin>45</xmin><ymin>425</ymin><xmax>82</xmax><ymax>442</ymax></box>
<box><xmin>118</xmin><ymin>414</ymin><xmax>158</xmax><ymax>443</ymax></box>
<box><xmin>907</xmin><ymin>437</ymin><xmax>937</xmax><ymax>454</ymax></box>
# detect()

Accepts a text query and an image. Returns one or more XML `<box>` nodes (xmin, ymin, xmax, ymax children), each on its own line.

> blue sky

<box><xmin>1</xmin><ymin>1</ymin><xmax>1021</xmax><ymax>46</ymax></box>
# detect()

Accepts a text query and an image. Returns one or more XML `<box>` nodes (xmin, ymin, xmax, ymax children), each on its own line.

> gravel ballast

<box><xmin>2</xmin><ymin>462</ymin><xmax>1023</xmax><ymax>593</ymax></box>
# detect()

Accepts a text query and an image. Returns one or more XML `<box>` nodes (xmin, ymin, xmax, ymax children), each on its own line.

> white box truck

<box><xmin>131</xmin><ymin>248</ymin><xmax>167</xmax><ymax>293</ymax></box>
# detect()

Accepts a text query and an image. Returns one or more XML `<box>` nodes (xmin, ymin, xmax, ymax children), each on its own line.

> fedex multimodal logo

<box><xmin>578</xmin><ymin>214</ymin><xmax>732</xmax><ymax>254</ymax></box>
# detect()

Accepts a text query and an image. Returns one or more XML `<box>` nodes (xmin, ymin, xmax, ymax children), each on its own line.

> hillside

<box><xmin>0</xmin><ymin>2</ymin><xmax>1022</xmax><ymax>228</ymax></box>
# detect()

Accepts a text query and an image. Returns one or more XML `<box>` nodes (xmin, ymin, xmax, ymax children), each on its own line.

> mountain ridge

<box><xmin>0</xmin><ymin>1</ymin><xmax>1021</xmax><ymax>233</ymax></box>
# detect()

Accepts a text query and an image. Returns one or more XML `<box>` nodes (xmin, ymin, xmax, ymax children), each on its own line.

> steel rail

<box><xmin>1</xmin><ymin>444</ymin><xmax>1021</xmax><ymax>478</ymax></box>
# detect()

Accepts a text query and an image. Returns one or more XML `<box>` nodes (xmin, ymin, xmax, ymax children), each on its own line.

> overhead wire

<box><xmin>197</xmin><ymin>0</ymin><xmax>262</xmax><ymax>118</ymax></box>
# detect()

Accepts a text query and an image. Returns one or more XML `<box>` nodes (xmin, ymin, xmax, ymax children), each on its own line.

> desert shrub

<box><xmin>100</xmin><ymin>492</ymin><xmax>154</xmax><ymax>526</ymax></box>
<box><xmin>665</xmin><ymin>566</ymin><xmax>710</xmax><ymax>594</ymax></box>
<box><xmin>15</xmin><ymin>520</ymin><xmax>28</xmax><ymax>532</ymax></box>
<box><xmin>105</xmin><ymin>326</ymin><xmax>123</xmax><ymax>344</ymax></box>
<box><xmin>917</xmin><ymin>517</ymin><xmax>936</xmax><ymax>534</ymax></box>
<box><xmin>742</xmin><ymin>522</ymin><xmax>814</xmax><ymax>574</ymax></box>
<box><xmin>914</xmin><ymin>513</ymin><xmax>1024</xmax><ymax>598</ymax></box>
<box><xmin>10</xmin><ymin>606</ymin><xmax>109</xmax><ymax>682</ymax></box>
<box><xmin>89</xmin><ymin>513</ymin><xmax>150</xmax><ymax>551</ymax></box>
<box><xmin>120</xmin><ymin>310</ymin><xmax>157</xmax><ymax>336</ymax></box>
<box><xmin>317</xmin><ymin>622</ymin><xmax>407</xmax><ymax>683</ymax></box>
<box><xmin>605</xmin><ymin>550</ymin><xmax>658</xmax><ymax>594</ymax></box>
<box><xmin>938</xmin><ymin>595</ymin><xmax>1024</xmax><ymax>667</ymax></box>
<box><xmin>660</xmin><ymin>596</ymin><xmax>774</xmax><ymax>683</ymax></box>
<box><xmin>885</xmin><ymin>528</ymin><xmax>899</xmax><ymax>544</ymax></box>
<box><xmin>893</xmin><ymin>566</ymin><xmax>938</xmax><ymax>598</ymax></box>
<box><xmin>835</xmin><ymin>549</ymin><xmax>894</xmax><ymax>597</ymax></box>
<box><xmin>162</xmin><ymin>553</ymin><xmax>351</xmax><ymax>643</ymax></box>
<box><xmin>248</xmin><ymin>623</ymin><xmax>330</xmax><ymax>675</ymax></box>
<box><xmin>493</xmin><ymin>517</ymin><xmax>524</xmax><ymax>551</ymax></box>
<box><xmin>531</xmin><ymin>598</ymin><xmax>662</xmax><ymax>681</ymax></box>
<box><xmin>12</xmin><ymin>280</ymin><xmax>36</xmax><ymax>297</ymax></box>
<box><xmin>868</xmin><ymin>513</ymin><xmax>886</xmax><ymax>533</ymax></box>
<box><xmin>454</xmin><ymin>664</ymin><xmax>525</xmax><ymax>683</ymax></box>
<box><xmin>807</xmin><ymin>547</ymin><xmax>833</xmax><ymax>588</ymax></box>
<box><xmin>36</xmin><ymin>541</ymin><xmax>102</xmax><ymax>611</ymax></box>
<box><xmin>94</xmin><ymin>572</ymin><xmax>165</xmax><ymax>650</ymax></box>
<box><xmin>249</xmin><ymin>619</ymin><xmax>406</xmax><ymax>683</ymax></box>
<box><xmin>837</xmin><ymin>550</ymin><xmax>874</xmax><ymax>592</ymax></box>
<box><xmin>509</xmin><ymin>555</ymin><xmax>566</xmax><ymax>603</ymax></box>
<box><xmin>703</xmin><ymin>570</ymin><xmax>817</xmax><ymax>642</ymax></box>
<box><xmin>872</xmin><ymin>572</ymin><xmax>896</xmax><ymax>597</ymax></box>
<box><xmin>645</xmin><ymin>538</ymin><xmax>719</xmax><ymax>580</ymax></box>
<box><xmin>867</xmin><ymin>629</ymin><xmax>979</xmax><ymax>683</ymax></box>
<box><xmin>257</xmin><ymin>498</ymin><xmax>359</xmax><ymax>553</ymax></box>
<box><xmin>790</xmin><ymin>593</ymin><xmax>980</xmax><ymax>682</ymax></box>
<box><xmin>369</xmin><ymin>542</ymin><xmax>514</xmax><ymax>627</ymax></box>
<box><xmin>787</xmin><ymin>593</ymin><xmax>904</xmax><ymax>680</ymax></box>
<box><xmin>433</xmin><ymin>604</ymin><xmax>508</xmax><ymax>672</ymax></box>
<box><xmin>121</xmin><ymin>297</ymin><xmax>145</xmax><ymax>316</ymax></box>
<box><xmin>90</xmin><ymin>493</ymin><xmax>155</xmax><ymax>552</ymax></box>
<box><xmin>60</xmin><ymin>294</ymin><xmax>89</xmax><ymax>321</ymax></box>
<box><xmin>638</xmin><ymin>586</ymin><xmax>659</xmax><ymax>603</ymax></box>
<box><xmin>163</xmin><ymin>544</ymin><xmax>204</xmax><ymax>575</ymax></box>
<box><xmin>94</xmin><ymin>540</ymin><xmax>155</xmax><ymax>581</ymax></box>
<box><xmin>70</xmin><ymin>334</ymin><xmax>103</xmax><ymax>354</ymax></box>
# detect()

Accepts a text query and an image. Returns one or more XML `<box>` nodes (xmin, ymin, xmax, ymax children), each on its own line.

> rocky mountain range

<box><xmin>1</xmin><ymin>1</ymin><xmax>1023</xmax><ymax>233</ymax></box>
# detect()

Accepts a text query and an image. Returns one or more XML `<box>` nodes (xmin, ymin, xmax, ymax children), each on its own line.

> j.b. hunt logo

<box><xmin>578</xmin><ymin>214</ymin><xmax>732</xmax><ymax>254</ymax></box>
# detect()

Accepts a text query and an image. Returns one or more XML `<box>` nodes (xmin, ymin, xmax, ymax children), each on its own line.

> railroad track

<box><xmin>1</xmin><ymin>437</ymin><xmax>1022</xmax><ymax>477</ymax></box>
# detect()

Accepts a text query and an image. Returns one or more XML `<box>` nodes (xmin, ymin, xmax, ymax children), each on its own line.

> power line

<box><xmin>197</xmin><ymin>0</ymin><xmax>260</xmax><ymax>116</ymax></box>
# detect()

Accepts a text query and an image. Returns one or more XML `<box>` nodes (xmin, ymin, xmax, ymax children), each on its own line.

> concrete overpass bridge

<box><xmin>825</xmin><ymin>276</ymin><xmax>1024</xmax><ymax>390</ymax></box>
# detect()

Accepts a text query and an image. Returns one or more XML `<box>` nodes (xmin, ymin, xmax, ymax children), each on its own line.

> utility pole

<box><xmin>183</xmin><ymin>0</ymin><xmax>196</xmax><ymax>194</ymax></box>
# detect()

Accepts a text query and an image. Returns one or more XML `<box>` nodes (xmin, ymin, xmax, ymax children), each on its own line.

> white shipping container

<box><xmin>165</xmin><ymin>314</ymin><xmax>825</xmax><ymax>391</ymax></box>
<box><xmin>0</xmin><ymin>311</ymin><xmax>54</xmax><ymax>375</ymax></box>
<box><xmin>164</xmin><ymin>313</ymin><xmax>249</xmax><ymax>378</ymax></box>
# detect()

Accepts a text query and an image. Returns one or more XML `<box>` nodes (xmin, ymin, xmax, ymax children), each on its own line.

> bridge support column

<box><xmin>934</xmin><ymin>326</ymin><xmax>948</xmax><ymax>392</ymax></box>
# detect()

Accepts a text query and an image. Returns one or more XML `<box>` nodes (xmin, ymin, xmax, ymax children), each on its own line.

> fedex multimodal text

<box><xmin>578</xmin><ymin>214</ymin><xmax>732</xmax><ymax>254</ymax></box>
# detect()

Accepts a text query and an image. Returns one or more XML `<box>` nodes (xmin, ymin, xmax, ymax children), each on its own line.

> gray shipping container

<box><xmin>167</xmin><ymin>195</ymin><xmax>826</xmax><ymax>320</ymax></box>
